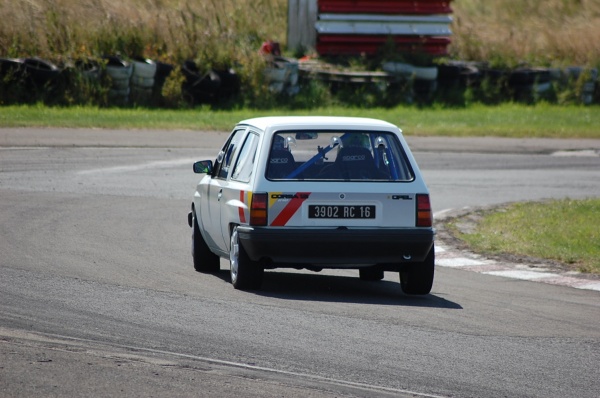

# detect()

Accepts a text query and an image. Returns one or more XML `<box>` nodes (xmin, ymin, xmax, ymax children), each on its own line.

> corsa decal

<box><xmin>268</xmin><ymin>192</ymin><xmax>282</xmax><ymax>209</ymax></box>
<box><xmin>238</xmin><ymin>190</ymin><xmax>246</xmax><ymax>223</ymax></box>
<box><xmin>270</xmin><ymin>192</ymin><xmax>311</xmax><ymax>226</ymax></box>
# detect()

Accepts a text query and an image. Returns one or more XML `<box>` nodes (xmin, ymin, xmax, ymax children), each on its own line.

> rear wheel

<box><xmin>359</xmin><ymin>268</ymin><xmax>384</xmax><ymax>281</ymax></box>
<box><xmin>230</xmin><ymin>226</ymin><xmax>263</xmax><ymax>290</ymax></box>
<box><xmin>191</xmin><ymin>211</ymin><xmax>220</xmax><ymax>273</ymax></box>
<box><xmin>400</xmin><ymin>246</ymin><xmax>435</xmax><ymax>295</ymax></box>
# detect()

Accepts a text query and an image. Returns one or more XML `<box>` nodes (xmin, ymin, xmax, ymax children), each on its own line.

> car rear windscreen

<box><xmin>266</xmin><ymin>130</ymin><xmax>415</xmax><ymax>182</ymax></box>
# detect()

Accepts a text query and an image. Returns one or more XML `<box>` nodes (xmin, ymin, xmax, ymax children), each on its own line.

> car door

<box><xmin>199</xmin><ymin>128</ymin><xmax>246</xmax><ymax>252</ymax></box>
<box><xmin>219</xmin><ymin>130</ymin><xmax>261</xmax><ymax>246</ymax></box>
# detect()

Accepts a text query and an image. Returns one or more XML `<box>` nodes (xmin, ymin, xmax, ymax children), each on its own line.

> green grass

<box><xmin>2</xmin><ymin>103</ymin><xmax>600</xmax><ymax>138</ymax></box>
<box><xmin>450</xmin><ymin>199</ymin><xmax>600</xmax><ymax>274</ymax></box>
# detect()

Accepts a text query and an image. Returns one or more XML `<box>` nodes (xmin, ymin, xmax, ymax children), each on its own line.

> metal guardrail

<box><xmin>316</xmin><ymin>14</ymin><xmax>453</xmax><ymax>36</ymax></box>
<box><xmin>289</xmin><ymin>0</ymin><xmax>454</xmax><ymax>56</ymax></box>
<box><xmin>318</xmin><ymin>0</ymin><xmax>453</xmax><ymax>14</ymax></box>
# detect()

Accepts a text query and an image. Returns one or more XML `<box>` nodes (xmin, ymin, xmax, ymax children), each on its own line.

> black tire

<box><xmin>153</xmin><ymin>61</ymin><xmax>174</xmax><ymax>97</ymax></box>
<box><xmin>359</xmin><ymin>268</ymin><xmax>384</xmax><ymax>281</ymax></box>
<box><xmin>0</xmin><ymin>58</ymin><xmax>25</xmax><ymax>79</ymax></box>
<box><xmin>400</xmin><ymin>246</ymin><xmax>435</xmax><ymax>295</ymax></box>
<box><xmin>191</xmin><ymin>211</ymin><xmax>220</xmax><ymax>273</ymax></box>
<box><xmin>22</xmin><ymin>57</ymin><xmax>60</xmax><ymax>88</ymax></box>
<box><xmin>181</xmin><ymin>60</ymin><xmax>221</xmax><ymax>105</ymax></box>
<box><xmin>229</xmin><ymin>226</ymin><xmax>263</xmax><ymax>290</ymax></box>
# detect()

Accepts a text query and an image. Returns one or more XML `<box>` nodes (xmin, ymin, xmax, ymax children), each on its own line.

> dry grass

<box><xmin>0</xmin><ymin>0</ymin><xmax>287</xmax><ymax>65</ymax></box>
<box><xmin>1</xmin><ymin>0</ymin><xmax>599</xmax><ymax>67</ymax></box>
<box><xmin>451</xmin><ymin>0</ymin><xmax>600</xmax><ymax>66</ymax></box>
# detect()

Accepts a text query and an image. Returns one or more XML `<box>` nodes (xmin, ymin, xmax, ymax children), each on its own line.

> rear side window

<box><xmin>266</xmin><ymin>130</ymin><xmax>414</xmax><ymax>182</ymax></box>
<box><xmin>214</xmin><ymin>129</ymin><xmax>244</xmax><ymax>179</ymax></box>
<box><xmin>231</xmin><ymin>132</ymin><xmax>259</xmax><ymax>182</ymax></box>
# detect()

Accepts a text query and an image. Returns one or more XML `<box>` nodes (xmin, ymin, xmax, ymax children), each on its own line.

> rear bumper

<box><xmin>236</xmin><ymin>226</ymin><xmax>434</xmax><ymax>267</ymax></box>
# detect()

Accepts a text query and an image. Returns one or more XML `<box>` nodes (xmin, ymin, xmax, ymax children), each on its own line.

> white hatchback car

<box><xmin>188</xmin><ymin>116</ymin><xmax>435</xmax><ymax>294</ymax></box>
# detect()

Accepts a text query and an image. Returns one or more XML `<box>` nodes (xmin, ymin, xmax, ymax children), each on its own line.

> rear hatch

<box><xmin>265</xmin><ymin>186</ymin><xmax>419</xmax><ymax>228</ymax></box>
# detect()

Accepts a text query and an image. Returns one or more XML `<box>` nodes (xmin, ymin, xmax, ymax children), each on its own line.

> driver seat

<box><xmin>267</xmin><ymin>150</ymin><xmax>296</xmax><ymax>179</ymax></box>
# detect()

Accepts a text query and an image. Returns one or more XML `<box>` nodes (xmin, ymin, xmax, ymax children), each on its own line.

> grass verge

<box><xmin>1</xmin><ymin>103</ymin><xmax>600</xmax><ymax>138</ymax></box>
<box><xmin>446</xmin><ymin>198</ymin><xmax>600</xmax><ymax>274</ymax></box>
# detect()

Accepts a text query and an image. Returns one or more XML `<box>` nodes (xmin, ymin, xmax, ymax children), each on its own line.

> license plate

<box><xmin>308</xmin><ymin>205</ymin><xmax>375</xmax><ymax>219</ymax></box>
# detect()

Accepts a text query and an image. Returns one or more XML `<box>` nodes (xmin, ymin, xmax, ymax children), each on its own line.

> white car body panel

<box><xmin>190</xmin><ymin>116</ymin><xmax>435</xmax><ymax>293</ymax></box>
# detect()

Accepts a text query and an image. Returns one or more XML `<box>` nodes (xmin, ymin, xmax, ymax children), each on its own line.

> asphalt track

<box><xmin>1</xmin><ymin>128</ymin><xmax>599</xmax><ymax>398</ymax></box>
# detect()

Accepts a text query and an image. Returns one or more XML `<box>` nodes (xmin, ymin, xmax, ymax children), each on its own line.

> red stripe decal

<box><xmin>270</xmin><ymin>192</ymin><xmax>310</xmax><ymax>226</ymax></box>
<box><xmin>238</xmin><ymin>190</ymin><xmax>246</xmax><ymax>223</ymax></box>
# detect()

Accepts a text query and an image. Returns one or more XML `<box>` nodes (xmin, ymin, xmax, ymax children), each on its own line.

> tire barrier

<box><xmin>0</xmin><ymin>57</ymin><xmax>61</xmax><ymax>101</ymax></box>
<box><xmin>213</xmin><ymin>68</ymin><xmax>241</xmax><ymax>99</ymax></box>
<box><xmin>75</xmin><ymin>59</ymin><xmax>101</xmax><ymax>81</ymax></box>
<box><xmin>372</xmin><ymin>61</ymin><xmax>598</xmax><ymax>105</ymax></box>
<box><xmin>131</xmin><ymin>58</ymin><xmax>157</xmax><ymax>105</ymax></box>
<box><xmin>0</xmin><ymin>58</ymin><xmax>25</xmax><ymax>81</ymax></box>
<box><xmin>561</xmin><ymin>67</ymin><xmax>598</xmax><ymax>105</ymax></box>
<box><xmin>470</xmin><ymin>65</ymin><xmax>597</xmax><ymax>104</ymax></box>
<box><xmin>1</xmin><ymin>57</ymin><xmax>72</xmax><ymax>104</ymax></box>
<box><xmin>264</xmin><ymin>63</ymin><xmax>287</xmax><ymax>93</ymax></box>
<box><xmin>1</xmin><ymin>54</ymin><xmax>597</xmax><ymax>106</ymax></box>
<box><xmin>181</xmin><ymin>60</ymin><xmax>221</xmax><ymax>104</ymax></box>
<box><xmin>153</xmin><ymin>61</ymin><xmax>174</xmax><ymax>101</ymax></box>
<box><xmin>104</xmin><ymin>56</ymin><xmax>133</xmax><ymax>105</ymax></box>
<box><xmin>264</xmin><ymin>57</ymin><xmax>300</xmax><ymax>95</ymax></box>
<box><xmin>181</xmin><ymin>60</ymin><xmax>240</xmax><ymax>105</ymax></box>
<box><xmin>507</xmin><ymin>68</ymin><xmax>553</xmax><ymax>102</ymax></box>
<box><xmin>383</xmin><ymin>62</ymin><xmax>438</xmax><ymax>103</ymax></box>
<box><xmin>22</xmin><ymin>58</ymin><xmax>61</xmax><ymax>89</ymax></box>
<box><xmin>0</xmin><ymin>58</ymin><xmax>26</xmax><ymax>103</ymax></box>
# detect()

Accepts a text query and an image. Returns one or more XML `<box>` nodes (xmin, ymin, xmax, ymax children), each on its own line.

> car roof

<box><xmin>237</xmin><ymin>116</ymin><xmax>400</xmax><ymax>133</ymax></box>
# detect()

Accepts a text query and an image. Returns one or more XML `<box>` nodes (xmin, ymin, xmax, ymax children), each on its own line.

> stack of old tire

<box><xmin>130</xmin><ymin>58</ymin><xmax>157</xmax><ymax>105</ymax></box>
<box><xmin>382</xmin><ymin>61</ymin><xmax>439</xmax><ymax>103</ymax></box>
<box><xmin>103</xmin><ymin>55</ymin><xmax>174</xmax><ymax>105</ymax></box>
<box><xmin>507</xmin><ymin>68</ymin><xmax>553</xmax><ymax>102</ymax></box>
<box><xmin>562</xmin><ymin>67</ymin><xmax>597</xmax><ymax>105</ymax></box>
<box><xmin>263</xmin><ymin>57</ymin><xmax>300</xmax><ymax>95</ymax></box>
<box><xmin>260</xmin><ymin>40</ymin><xmax>300</xmax><ymax>96</ymax></box>
<box><xmin>435</xmin><ymin>61</ymin><xmax>480</xmax><ymax>103</ymax></box>
<box><xmin>1</xmin><ymin>55</ymin><xmax>175</xmax><ymax>106</ymax></box>
<box><xmin>153</xmin><ymin>61</ymin><xmax>175</xmax><ymax>105</ymax></box>
<box><xmin>181</xmin><ymin>60</ymin><xmax>240</xmax><ymax>105</ymax></box>
<box><xmin>0</xmin><ymin>57</ymin><xmax>61</xmax><ymax>102</ymax></box>
<box><xmin>435</xmin><ymin>62</ymin><xmax>598</xmax><ymax>105</ymax></box>
<box><xmin>74</xmin><ymin>59</ymin><xmax>101</xmax><ymax>81</ymax></box>
<box><xmin>104</xmin><ymin>56</ymin><xmax>133</xmax><ymax>105</ymax></box>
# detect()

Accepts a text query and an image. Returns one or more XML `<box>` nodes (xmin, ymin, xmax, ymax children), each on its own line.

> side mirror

<box><xmin>193</xmin><ymin>160</ymin><xmax>213</xmax><ymax>174</ymax></box>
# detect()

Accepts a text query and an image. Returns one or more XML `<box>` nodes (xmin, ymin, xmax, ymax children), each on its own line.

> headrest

<box><xmin>269</xmin><ymin>150</ymin><xmax>294</xmax><ymax>164</ymax></box>
<box><xmin>337</xmin><ymin>146</ymin><xmax>372</xmax><ymax>163</ymax></box>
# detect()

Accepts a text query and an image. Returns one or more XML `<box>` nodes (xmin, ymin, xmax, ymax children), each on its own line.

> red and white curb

<box><xmin>435</xmin><ymin>243</ymin><xmax>600</xmax><ymax>292</ymax></box>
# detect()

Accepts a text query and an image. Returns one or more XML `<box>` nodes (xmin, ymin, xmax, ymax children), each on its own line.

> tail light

<box><xmin>250</xmin><ymin>192</ymin><xmax>268</xmax><ymax>226</ymax></box>
<box><xmin>416</xmin><ymin>194</ymin><xmax>432</xmax><ymax>227</ymax></box>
